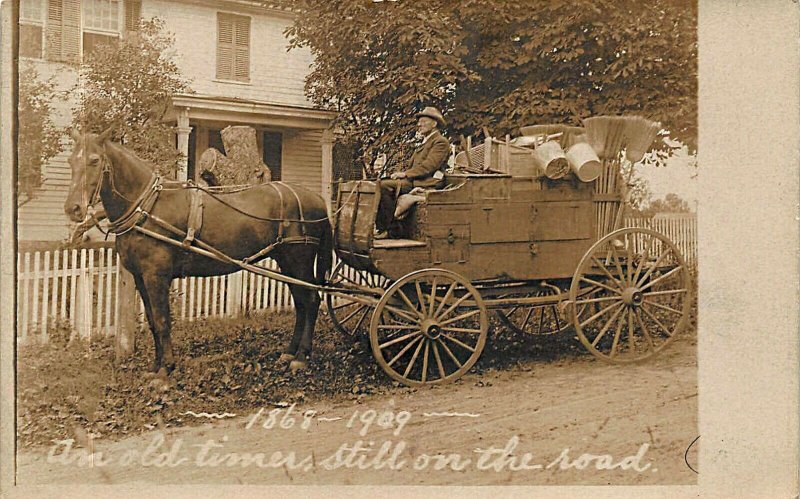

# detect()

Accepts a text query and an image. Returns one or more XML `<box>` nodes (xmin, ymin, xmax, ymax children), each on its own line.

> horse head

<box><xmin>64</xmin><ymin>127</ymin><xmax>113</xmax><ymax>222</ymax></box>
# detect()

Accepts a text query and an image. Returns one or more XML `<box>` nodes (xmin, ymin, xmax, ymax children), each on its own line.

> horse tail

<box><xmin>315</xmin><ymin>218</ymin><xmax>333</xmax><ymax>285</ymax></box>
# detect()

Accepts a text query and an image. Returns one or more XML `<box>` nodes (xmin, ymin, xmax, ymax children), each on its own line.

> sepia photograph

<box><xmin>0</xmin><ymin>0</ymin><xmax>796</xmax><ymax>496</ymax></box>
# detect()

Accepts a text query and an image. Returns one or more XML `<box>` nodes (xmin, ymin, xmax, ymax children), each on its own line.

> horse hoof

<box><xmin>289</xmin><ymin>360</ymin><xmax>307</xmax><ymax>373</ymax></box>
<box><xmin>278</xmin><ymin>353</ymin><xmax>296</xmax><ymax>363</ymax></box>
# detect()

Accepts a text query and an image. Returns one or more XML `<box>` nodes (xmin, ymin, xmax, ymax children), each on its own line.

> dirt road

<box><xmin>16</xmin><ymin>332</ymin><xmax>697</xmax><ymax>486</ymax></box>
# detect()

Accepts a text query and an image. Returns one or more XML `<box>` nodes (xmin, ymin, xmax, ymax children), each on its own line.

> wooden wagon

<box><xmin>327</xmin><ymin>117</ymin><xmax>693</xmax><ymax>386</ymax></box>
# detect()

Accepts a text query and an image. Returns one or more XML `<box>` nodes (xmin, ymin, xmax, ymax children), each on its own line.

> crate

<box><xmin>454</xmin><ymin>136</ymin><xmax>539</xmax><ymax>177</ymax></box>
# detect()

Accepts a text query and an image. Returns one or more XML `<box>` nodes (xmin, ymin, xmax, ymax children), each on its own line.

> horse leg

<box><xmin>141</xmin><ymin>272</ymin><xmax>176</xmax><ymax>375</ymax></box>
<box><xmin>134</xmin><ymin>273</ymin><xmax>163</xmax><ymax>373</ymax></box>
<box><xmin>278</xmin><ymin>283</ymin><xmax>306</xmax><ymax>363</ymax></box>
<box><xmin>291</xmin><ymin>288</ymin><xmax>321</xmax><ymax>373</ymax></box>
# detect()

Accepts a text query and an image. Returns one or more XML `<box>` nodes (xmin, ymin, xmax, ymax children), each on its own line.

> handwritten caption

<box><xmin>47</xmin><ymin>405</ymin><xmax>656</xmax><ymax>474</ymax></box>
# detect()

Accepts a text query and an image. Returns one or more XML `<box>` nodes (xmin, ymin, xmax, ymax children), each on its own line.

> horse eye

<box><xmin>88</xmin><ymin>154</ymin><xmax>101</xmax><ymax>165</ymax></box>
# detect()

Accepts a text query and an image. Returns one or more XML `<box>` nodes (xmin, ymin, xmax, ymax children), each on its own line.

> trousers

<box><xmin>376</xmin><ymin>178</ymin><xmax>414</xmax><ymax>232</ymax></box>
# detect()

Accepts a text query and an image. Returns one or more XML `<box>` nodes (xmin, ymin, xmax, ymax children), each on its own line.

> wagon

<box><xmin>326</xmin><ymin>119</ymin><xmax>693</xmax><ymax>386</ymax></box>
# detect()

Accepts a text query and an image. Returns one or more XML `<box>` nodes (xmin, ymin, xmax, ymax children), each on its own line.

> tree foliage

<box><xmin>286</xmin><ymin>0</ymin><xmax>697</xmax><ymax>166</ymax></box>
<box><xmin>18</xmin><ymin>64</ymin><xmax>64</xmax><ymax>206</ymax></box>
<box><xmin>72</xmin><ymin>18</ymin><xmax>191</xmax><ymax>177</ymax></box>
<box><xmin>637</xmin><ymin>192</ymin><xmax>693</xmax><ymax>217</ymax></box>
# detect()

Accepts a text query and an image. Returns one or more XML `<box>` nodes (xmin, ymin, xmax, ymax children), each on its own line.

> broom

<box><xmin>624</xmin><ymin>116</ymin><xmax>661</xmax><ymax>163</ymax></box>
<box><xmin>582</xmin><ymin>116</ymin><xmax>627</xmax><ymax>160</ymax></box>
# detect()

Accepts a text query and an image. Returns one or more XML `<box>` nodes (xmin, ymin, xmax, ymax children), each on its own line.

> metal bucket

<box><xmin>532</xmin><ymin>140</ymin><xmax>569</xmax><ymax>179</ymax></box>
<box><xmin>566</xmin><ymin>142</ymin><xmax>602</xmax><ymax>182</ymax></box>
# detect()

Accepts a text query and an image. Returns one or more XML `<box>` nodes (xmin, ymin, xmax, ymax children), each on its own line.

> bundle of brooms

<box><xmin>582</xmin><ymin>115</ymin><xmax>662</xmax><ymax>237</ymax></box>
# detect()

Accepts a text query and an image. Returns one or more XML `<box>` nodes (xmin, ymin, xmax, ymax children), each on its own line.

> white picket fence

<box><xmin>15</xmin><ymin>248</ymin><xmax>295</xmax><ymax>345</ymax></box>
<box><xmin>16</xmin><ymin>212</ymin><xmax>697</xmax><ymax>343</ymax></box>
<box><xmin>624</xmin><ymin>213</ymin><xmax>698</xmax><ymax>267</ymax></box>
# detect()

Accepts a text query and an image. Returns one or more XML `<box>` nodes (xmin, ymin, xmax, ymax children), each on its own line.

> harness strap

<box><xmin>267</xmin><ymin>182</ymin><xmax>287</xmax><ymax>240</ymax></box>
<box><xmin>274</xmin><ymin>181</ymin><xmax>307</xmax><ymax>237</ymax></box>
<box><xmin>107</xmin><ymin>174</ymin><xmax>161</xmax><ymax>234</ymax></box>
<box><xmin>182</xmin><ymin>188</ymin><xmax>205</xmax><ymax>249</ymax></box>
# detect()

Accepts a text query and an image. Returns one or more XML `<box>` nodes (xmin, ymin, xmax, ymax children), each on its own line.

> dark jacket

<box><xmin>402</xmin><ymin>130</ymin><xmax>450</xmax><ymax>188</ymax></box>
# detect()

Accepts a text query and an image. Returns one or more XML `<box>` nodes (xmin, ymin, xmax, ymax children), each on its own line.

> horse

<box><xmin>63</xmin><ymin>129</ymin><xmax>333</xmax><ymax>375</ymax></box>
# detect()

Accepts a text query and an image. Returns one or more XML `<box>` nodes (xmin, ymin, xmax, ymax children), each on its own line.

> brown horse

<box><xmin>64</xmin><ymin>129</ymin><xmax>332</xmax><ymax>375</ymax></box>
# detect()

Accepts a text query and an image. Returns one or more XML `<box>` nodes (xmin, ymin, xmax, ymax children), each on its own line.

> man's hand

<box><xmin>390</xmin><ymin>171</ymin><xmax>407</xmax><ymax>180</ymax></box>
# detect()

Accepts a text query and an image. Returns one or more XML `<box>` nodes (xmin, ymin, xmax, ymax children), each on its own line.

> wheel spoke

<box><xmin>379</xmin><ymin>331</ymin><xmax>420</xmax><ymax>350</ymax></box>
<box><xmin>332</xmin><ymin>301</ymin><xmax>360</xmax><ymax>312</ymax></box>
<box><xmin>575</xmin><ymin>295</ymin><xmax>622</xmax><ymax>305</ymax></box>
<box><xmin>579</xmin><ymin>300</ymin><xmax>624</xmax><ymax>328</ymax></box>
<box><xmin>435</xmin><ymin>291</ymin><xmax>473</xmax><ymax>321</ymax></box>
<box><xmin>387</xmin><ymin>335</ymin><xmax>423</xmax><ymax>367</ymax></box>
<box><xmin>609</xmin><ymin>310</ymin><xmax>625</xmax><ymax>358</ymax></box>
<box><xmin>437</xmin><ymin>338</ymin><xmax>463</xmax><ymax>368</ymax></box>
<box><xmin>633</xmin><ymin>309</ymin><xmax>655</xmax><ymax>351</ymax></box>
<box><xmin>340</xmin><ymin>304</ymin><xmax>367</xmax><ymax>325</ymax></box>
<box><xmin>414</xmin><ymin>280</ymin><xmax>426</xmax><ymax>315</ymax></box>
<box><xmin>403</xmin><ymin>338</ymin><xmax>425</xmax><ymax>377</ymax></box>
<box><xmin>397</xmin><ymin>287</ymin><xmax>423</xmax><ymax>318</ymax></box>
<box><xmin>421</xmin><ymin>340</ymin><xmax>430</xmax><ymax>383</ymax></box>
<box><xmin>503</xmin><ymin>305</ymin><xmax>521</xmax><ymax>319</ymax></box>
<box><xmin>643</xmin><ymin>288</ymin><xmax>687</xmax><ymax>298</ymax></box>
<box><xmin>636</xmin><ymin>248</ymin><xmax>671</xmax><ymax>287</ymax></box>
<box><xmin>441</xmin><ymin>333</ymin><xmax>476</xmax><ymax>353</ymax></box>
<box><xmin>432</xmin><ymin>341</ymin><xmax>446</xmax><ymax>379</ymax></box>
<box><xmin>441</xmin><ymin>326</ymin><xmax>483</xmax><ymax>334</ymax></box>
<box><xmin>591</xmin><ymin>303</ymin><xmax>625</xmax><ymax>347</ymax></box>
<box><xmin>642</xmin><ymin>299</ymin><xmax>683</xmax><ymax>316</ymax></box>
<box><xmin>378</xmin><ymin>324</ymin><xmax>418</xmax><ymax>331</ymax></box>
<box><xmin>627</xmin><ymin>308</ymin><xmax>635</xmax><ymax>353</ymax></box>
<box><xmin>625</xmin><ymin>233</ymin><xmax>633</xmax><ymax>285</ymax></box>
<box><xmin>638</xmin><ymin>265</ymin><xmax>684</xmax><ymax>293</ymax></box>
<box><xmin>520</xmin><ymin>306</ymin><xmax>535</xmax><ymax>331</ymax></box>
<box><xmin>632</xmin><ymin>236</ymin><xmax>654</xmax><ymax>285</ymax></box>
<box><xmin>433</xmin><ymin>282</ymin><xmax>456</xmax><ymax>318</ymax></box>
<box><xmin>439</xmin><ymin>309</ymin><xmax>481</xmax><ymax>326</ymax></box>
<box><xmin>590</xmin><ymin>256</ymin><xmax>626</xmax><ymax>289</ymax></box>
<box><xmin>352</xmin><ymin>307</ymin><xmax>369</xmax><ymax>333</ymax></box>
<box><xmin>581</xmin><ymin>276</ymin><xmax>623</xmax><ymax>296</ymax></box>
<box><xmin>611</xmin><ymin>243</ymin><xmax>628</xmax><ymax>287</ymax></box>
<box><xmin>428</xmin><ymin>277</ymin><xmax>438</xmax><ymax>316</ymax></box>
<box><xmin>383</xmin><ymin>304</ymin><xmax>419</xmax><ymax>323</ymax></box>
<box><xmin>551</xmin><ymin>306</ymin><xmax>562</xmax><ymax>333</ymax></box>
<box><xmin>640</xmin><ymin>303</ymin><xmax>674</xmax><ymax>338</ymax></box>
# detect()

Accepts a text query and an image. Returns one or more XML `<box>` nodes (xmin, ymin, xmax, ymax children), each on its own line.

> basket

<box><xmin>532</xmin><ymin>141</ymin><xmax>569</xmax><ymax>179</ymax></box>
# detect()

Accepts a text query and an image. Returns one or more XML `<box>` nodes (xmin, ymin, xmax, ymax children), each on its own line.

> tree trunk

<box><xmin>197</xmin><ymin>126</ymin><xmax>271</xmax><ymax>186</ymax></box>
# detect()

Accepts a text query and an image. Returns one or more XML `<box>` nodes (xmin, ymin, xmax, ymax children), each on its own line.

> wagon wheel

<box><xmin>569</xmin><ymin>228</ymin><xmax>692</xmax><ymax>363</ymax></box>
<box><xmin>369</xmin><ymin>269</ymin><xmax>488</xmax><ymax>386</ymax></box>
<box><xmin>496</xmin><ymin>286</ymin><xmax>576</xmax><ymax>335</ymax></box>
<box><xmin>325</xmin><ymin>261</ymin><xmax>387</xmax><ymax>337</ymax></box>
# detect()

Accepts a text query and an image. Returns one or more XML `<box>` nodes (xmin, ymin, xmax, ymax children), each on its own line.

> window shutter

<box><xmin>216</xmin><ymin>14</ymin><xmax>234</xmax><ymax>80</ymax></box>
<box><xmin>124</xmin><ymin>0</ymin><xmax>141</xmax><ymax>32</ymax></box>
<box><xmin>61</xmin><ymin>0</ymin><xmax>80</xmax><ymax>62</ymax></box>
<box><xmin>45</xmin><ymin>0</ymin><xmax>63</xmax><ymax>61</ymax></box>
<box><xmin>233</xmin><ymin>16</ymin><xmax>250</xmax><ymax>81</ymax></box>
<box><xmin>46</xmin><ymin>0</ymin><xmax>80</xmax><ymax>63</ymax></box>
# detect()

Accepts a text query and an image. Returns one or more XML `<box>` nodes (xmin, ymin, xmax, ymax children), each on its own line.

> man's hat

<box><xmin>416</xmin><ymin>106</ymin><xmax>446</xmax><ymax>127</ymax></box>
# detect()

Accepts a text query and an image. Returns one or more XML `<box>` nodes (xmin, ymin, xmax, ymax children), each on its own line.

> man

<box><xmin>375</xmin><ymin>106</ymin><xmax>450</xmax><ymax>238</ymax></box>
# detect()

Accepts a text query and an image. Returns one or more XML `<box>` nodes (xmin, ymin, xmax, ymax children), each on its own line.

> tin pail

<box><xmin>566</xmin><ymin>142</ymin><xmax>602</xmax><ymax>182</ymax></box>
<box><xmin>533</xmin><ymin>140</ymin><xmax>569</xmax><ymax>179</ymax></box>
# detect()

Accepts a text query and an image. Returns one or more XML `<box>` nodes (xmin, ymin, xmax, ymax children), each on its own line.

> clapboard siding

<box><xmin>146</xmin><ymin>0</ymin><xmax>313</xmax><ymax>108</ymax></box>
<box><xmin>281</xmin><ymin>129</ymin><xmax>323</xmax><ymax>194</ymax></box>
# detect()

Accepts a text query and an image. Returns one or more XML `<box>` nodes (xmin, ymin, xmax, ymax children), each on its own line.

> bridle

<box><xmin>78</xmin><ymin>143</ymin><xmax>160</xmax><ymax>236</ymax></box>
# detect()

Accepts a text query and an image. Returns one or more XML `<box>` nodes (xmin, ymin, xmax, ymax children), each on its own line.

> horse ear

<box><xmin>69</xmin><ymin>128</ymin><xmax>81</xmax><ymax>142</ymax></box>
<box><xmin>97</xmin><ymin>126</ymin><xmax>114</xmax><ymax>143</ymax></box>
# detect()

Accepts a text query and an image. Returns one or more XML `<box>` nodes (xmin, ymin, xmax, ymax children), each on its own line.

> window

<box><xmin>20</xmin><ymin>0</ymin><xmax>44</xmax><ymax>58</ymax></box>
<box><xmin>82</xmin><ymin>0</ymin><xmax>120</xmax><ymax>58</ymax></box>
<box><xmin>216</xmin><ymin>13</ymin><xmax>250</xmax><ymax>82</ymax></box>
<box><xmin>262</xmin><ymin>131</ymin><xmax>282</xmax><ymax>181</ymax></box>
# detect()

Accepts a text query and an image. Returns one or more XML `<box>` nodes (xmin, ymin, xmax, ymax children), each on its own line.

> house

<box><xmin>17</xmin><ymin>0</ymin><xmax>337</xmax><ymax>243</ymax></box>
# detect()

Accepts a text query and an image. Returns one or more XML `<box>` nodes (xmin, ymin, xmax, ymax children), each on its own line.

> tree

<box><xmin>18</xmin><ymin>63</ymin><xmax>64</xmax><ymax>207</ymax></box>
<box><xmin>286</xmin><ymin>0</ymin><xmax>697</xmax><ymax>167</ymax></box>
<box><xmin>638</xmin><ymin>192</ymin><xmax>693</xmax><ymax>217</ymax></box>
<box><xmin>72</xmin><ymin>18</ymin><xmax>191</xmax><ymax>177</ymax></box>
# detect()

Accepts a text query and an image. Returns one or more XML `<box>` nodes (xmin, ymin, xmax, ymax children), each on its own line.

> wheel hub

<box><xmin>421</xmin><ymin>318</ymin><xmax>442</xmax><ymax>339</ymax></box>
<box><xmin>621</xmin><ymin>287</ymin><xmax>644</xmax><ymax>306</ymax></box>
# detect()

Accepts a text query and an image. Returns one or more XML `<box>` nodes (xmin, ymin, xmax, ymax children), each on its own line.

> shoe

<box><xmin>374</xmin><ymin>230</ymin><xmax>389</xmax><ymax>240</ymax></box>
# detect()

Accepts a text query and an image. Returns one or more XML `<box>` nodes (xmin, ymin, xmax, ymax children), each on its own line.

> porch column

<box><xmin>176</xmin><ymin>107</ymin><xmax>191</xmax><ymax>181</ymax></box>
<box><xmin>321</xmin><ymin>127</ymin><xmax>334</xmax><ymax>210</ymax></box>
